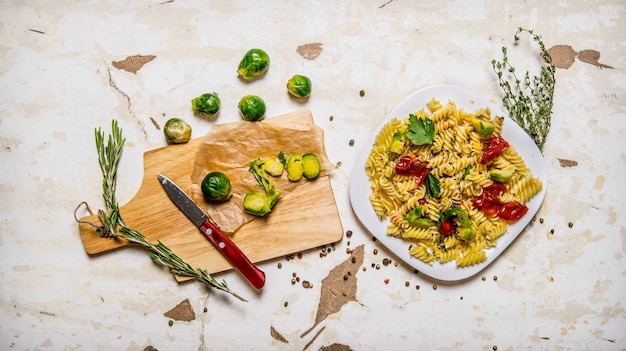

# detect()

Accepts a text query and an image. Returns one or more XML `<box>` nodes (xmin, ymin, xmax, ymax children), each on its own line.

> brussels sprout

<box><xmin>238</xmin><ymin>95</ymin><xmax>266</xmax><ymax>121</ymax></box>
<box><xmin>286</xmin><ymin>153</ymin><xmax>304</xmax><ymax>181</ymax></box>
<box><xmin>244</xmin><ymin>159</ymin><xmax>282</xmax><ymax>216</ymax></box>
<box><xmin>201</xmin><ymin>172</ymin><xmax>232</xmax><ymax>201</ymax></box>
<box><xmin>237</xmin><ymin>48</ymin><xmax>270</xmax><ymax>80</ymax></box>
<box><xmin>389</xmin><ymin>131</ymin><xmax>406</xmax><ymax>154</ymax></box>
<box><xmin>471</xmin><ymin>116</ymin><xmax>496</xmax><ymax>137</ymax></box>
<box><xmin>164</xmin><ymin>118</ymin><xmax>192</xmax><ymax>144</ymax></box>
<box><xmin>243</xmin><ymin>191</ymin><xmax>273</xmax><ymax>216</ymax></box>
<box><xmin>261</xmin><ymin>157</ymin><xmax>284</xmax><ymax>177</ymax></box>
<box><xmin>490</xmin><ymin>165</ymin><xmax>515</xmax><ymax>183</ymax></box>
<box><xmin>302</xmin><ymin>153</ymin><xmax>321</xmax><ymax>179</ymax></box>
<box><xmin>286</xmin><ymin>74</ymin><xmax>312</xmax><ymax>98</ymax></box>
<box><xmin>191</xmin><ymin>92</ymin><xmax>221</xmax><ymax>117</ymax></box>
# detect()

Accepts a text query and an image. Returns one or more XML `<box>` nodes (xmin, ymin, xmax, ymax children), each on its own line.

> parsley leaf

<box><xmin>406</xmin><ymin>114</ymin><xmax>434</xmax><ymax>146</ymax></box>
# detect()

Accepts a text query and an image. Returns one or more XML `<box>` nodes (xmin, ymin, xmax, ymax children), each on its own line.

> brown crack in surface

<box><xmin>163</xmin><ymin>298</ymin><xmax>195</xmax><ymax>321</ymax></box>
<box><xmin>301</xmin><ymin>245</ymin><xmax>364</xmax><ymax>338</ymax></box>
<box><xmin>270</xmin><ymin>326</ymin><xmax>288</xmax><ymax>343</ymax></box>
<box><xmin>297</xmin><ymin>43</ymin><xmax>323</xmax><ymax>60</ymax></box>
<box><xmin>547</xmin><ymin>45</ymin><xmax>613</xmax><ymax>69</ymax></box>
<box><xmin>558</xmin><ymin>158</ymin><xmax>578</xmax><ymax>167</ymax></box>
<box><xmin>548</xmin><ymin>45</ymin><xmax>577</xmax><ymax>69</ymax></box>
<box><xmin>320</xmin><ymin>344</ymin><xmax>353</xmax><ymax>351</ymax></box>
<box><xmin>577</xmin><ymin>49</ymin><xmax>614</xmax><ymax>69</ymax></box>
<box><xmin>112</xmin><ymin>55</ymin><xmax>156</xmax><ymax>74</ymax></box>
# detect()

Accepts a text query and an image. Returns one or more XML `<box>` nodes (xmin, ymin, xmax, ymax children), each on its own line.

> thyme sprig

<box><xmin>86</xmin><ymin>120</ymin><xmax>245</xmax><ymax>302</ymax></box>
<box><xmin>492</xmin><ymin>27</ymin><xmax>555</xmax><ymax>150</ymax></box>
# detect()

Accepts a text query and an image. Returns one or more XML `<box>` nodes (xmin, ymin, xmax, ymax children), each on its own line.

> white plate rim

<box><xmin>348</xmin><ymin>84</ymin><xmax>548</xmax><ymax>282</ymax></box>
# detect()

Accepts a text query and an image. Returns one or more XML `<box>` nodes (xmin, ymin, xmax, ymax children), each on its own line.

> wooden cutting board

<box><xmin>78</xmin><ymin>109</ymin><xmax>344</xmax><ymax>280</ymax></box>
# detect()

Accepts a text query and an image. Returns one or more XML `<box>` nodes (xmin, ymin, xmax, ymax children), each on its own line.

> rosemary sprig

<box><xmin>91</xmin><ymin>120</ymin><xmax>246</xmax><ymax>302</ymax></box>
<box><xmin>492</xmin><ymin>27</ymin><xmax>555</xmax><ymax>151</ymax></box>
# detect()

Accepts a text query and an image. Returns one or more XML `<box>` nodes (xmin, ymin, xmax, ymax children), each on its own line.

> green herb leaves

<box><xmin>406</xmin><ymin>114</ymin><xmax>434</xmax><ymax>146</ymax></box>
<box><xmin>492</xmin><ymin>27</ymin><xmax>555</xmax><ymax>151</ymax></box>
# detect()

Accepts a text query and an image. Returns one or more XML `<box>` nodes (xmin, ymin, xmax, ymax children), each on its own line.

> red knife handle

<box><xmin>199</xmin><ymin>220</ymin><xmax>266</xmax><ymax>289</ymax></box>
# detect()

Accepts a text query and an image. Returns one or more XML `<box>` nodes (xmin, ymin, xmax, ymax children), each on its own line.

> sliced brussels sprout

<box><xmin>243</xmin><ymin>191</ymin><xmax>273</xmax><ymax>216</ymax></box>
<box><xmin>237</xmin><ymin>48</ymin><xmax>270</xmax><ymax>80</ymax></box>
<box><xmin>301</xmin><ymin>153</ymin><xmax>321</xmax><ymax>179</ymax></box>
<box><xmin>471</xmin><ymin>116</ymin><xmax>496</xmax><ymax>137</ymax></box>
<box><xmin>163</xmin><ymin>118</ymin><xmax>192</xmax><ymax>144</ymax></box>
<box><xmin>389</xmin><ymin>131</ymin><xmax>406</xmax><ymax>154</ymax></box>
<box><xmin>191</xmin><ymin>92</ymin><xmax>221</xmax><ymax>117</ymax></box>
<box><xmin>286</xmin><ymin>74</ymin><xmax>312</xmax><ymax>98</ymax></box>
<box><xmin>286</xmin><ymin>153</ymin><xmax>304</xmax><ymax>181</ymax></box>
<box><xmin>201</xmin><ymin>172</ymin><xmax>232</xmax><ymax>201</ymax></box>
<box><xmin>262</xmin><ymin>157</ymin><xmax>284</xmax><ymax>177</ymax></box>
<box><xmin>238</xmin><ymin>95</ymin><xmax>266</xmax><ymax>121</ymax></box>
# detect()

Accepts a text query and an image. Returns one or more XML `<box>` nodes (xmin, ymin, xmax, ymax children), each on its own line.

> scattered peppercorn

<box><xmin>302</xmin><ymin>281</ymin><xmax>312</xmax><ymax>289</ymax></box>
<box><xmin>168</xmin><ymin>320</ymin><xmax>173</xmax><ymax>327</ymax></box>
<box><xmin>373</xmin><ymin>248</ymin><xmax>378</xmax><ymax>255</ymax></box>
<box><xmin>568</xmin><ymin>222</ymin><xmax>573</xmax><ymax>228</ymax></box>
<box><xmin>291</xmin><ymin>278</ymin><xmax>296</xmax><ymax>285</ymax></box>
<box><xmin>493</xmin><ymin>275</ymin><xmax>498</xmax><ymax>281</ymax></box>
<box><xmin>359</xmin><ymin>90</ymin><xmax>365</xmax><ymax>97</ymax></box>
<box><xmin>329</xmin><ymin>115</ymin><xmax>334</xmax><ymax>121</ymax></box>
<box><xmin>405</xmin><ymin>281</ymin><xmax>410</xmax><ymax>287</ymax></box>
<box><xmin>550</xmin><ymin>229</ymin><xmax>554</xmax><ymax>234</ymax></box>
<box><xmin>346</xmin><ymin>230</ymin><xmax>353</xmax><ymax>238</ymax></box>
<box><xmin>433</xmin><ymin>284</ymin><xmax>438</xmax><ymax>290</ymax></box>
<box><xmin>292</xmin><ymin>272</ymin><xmax>297</xmax><ymax>277</ymax></box>
<box><xmin>382</xmin><ymin>258</ymin><xmax>390</xmax><ymax>266</ymax></box>
<box><xmin>203</xmin><ymin>307</ymin><xmax>208</xmax><ymax>313</ymax></box>
<box><xmin>492</xmin><ymin>346</ymin><xmax>498</xmax><ymax>351</ymax></box>
<box><xmin>415</xmin><ymin>285</ymin><xmax>420</xmax><ymax>290</ymax></box>
<box><xmin>362</xmin><ymin>266</ymin><xmax>367</xmax><ymax>271</ymax></box>
<box><xmin>343</xmin><ymin>275</ymin><xmax>348</xmax><ymax>281</ymax></box>
<box><xmin>284</xmin><ymin>301</ymin><xmax>288</xmax><ymax>307</ymax></box>
<box><xmin>349</xmin><ymin>139</ymin><xmax>355</xmax><ymax>146</ymax></box>
<box><xmin>384</xmin><ymin>278</ymin><xmax>390</xmax><ymax>284</ymax></box>
<box><xmin>460</xmin><ymin>296</ymin><xmax>464</xmax><ymax>300</ymax></box>
<box><xmin>277</xmin><ymin>263</ymin><xmax>282</xmax><ymax>269</ymax></box>
<box><xmin>297</xmin><ymin>252</ymin><xmax>303</xmax><ymax>259</ymax></box>
<box><xmin>482</xmin><ymin>276</ymin><xmax>486</xmax><ymax>281</ymax></box>
<box><xmin>539</xmin><ymin>217</ymin><xmax>544</xmax><ymax>224</ymax></box>
<box><xmin>351</xmin><ymin>256</ymin><xmax>356</xmax><ymax>263</ymax></box>
<box><xmin>376</xmin><ymin>264</ymin><xmax>380</xmax><ymax>269</ymax></box>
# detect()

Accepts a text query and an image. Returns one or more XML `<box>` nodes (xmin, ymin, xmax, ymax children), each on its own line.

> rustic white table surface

<box><xmin>1</xmin><ymin>1</ymin><xmax>625</xmax><ymax>350</ymax></box>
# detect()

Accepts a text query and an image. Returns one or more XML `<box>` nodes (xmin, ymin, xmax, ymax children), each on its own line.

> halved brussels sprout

<box><xmin>286</xmin><ymin>74</ymin><xmax>312</xmax><ymax>98</ymax></box>
<box><xmin>302</xmin><ymin>153</ymin><xmax>321</xmax><ymax>179</ymax></box>
<box><xmin>201</xmin><ymin>172</ymin><xmax>232</xmax><ymax>201</ymax></box>
<box><xmin>163</xmin><ymin>118</ymin><xmax>192</xmax><ymax>144</ymax></box>
<box><xmin>191</xmin><ymin>92</ymin><xmax>221</xmax><ymax>117</ymax></box>
<box><xmin>243</xmin><ymin>191</ymin><xmax>273</xmax><ymax>216</ymax></box>
<box><xmin>237</xmin><ymin>49</ymin><xmax>270</xmax><ymax>80</ymax></box>
<box><xmin>286</xmin><ymin>153</ymin><xmax>304</xmax><ymax>181</ymax></box>
<box><xmin>238</xmin><ymin>95</ymin><xmax>266</xmax><ymax>121</ymax></box>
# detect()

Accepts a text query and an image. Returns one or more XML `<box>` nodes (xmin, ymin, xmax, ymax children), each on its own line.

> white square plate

<box><xmin>349</xmin><ymin>85</ymin><xmax>547</xmax><ymax>281</ymax></box>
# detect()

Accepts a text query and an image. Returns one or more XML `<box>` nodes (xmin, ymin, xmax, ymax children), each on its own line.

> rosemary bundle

<box><xmin>78</xmin><ymin>120</ymin><xmax>245</xmax><ymax>302</ymax></box>
<box><xmin>492</xmin><ymin>27</ymin><xmax>555</xmax><ymax>151</ymax></box>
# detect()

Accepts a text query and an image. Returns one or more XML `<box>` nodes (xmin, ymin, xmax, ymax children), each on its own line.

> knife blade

<box><xmin>157</xmin><ymin>174</ymin><xmax>265</xmax><ymax>289</ymax></box>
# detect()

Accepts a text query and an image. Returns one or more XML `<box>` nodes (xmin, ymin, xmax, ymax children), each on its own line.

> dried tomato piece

<box><xmin>480</xmin><ymin>136</ymin><xmax>509</xmax><ymax>164</ymax></box>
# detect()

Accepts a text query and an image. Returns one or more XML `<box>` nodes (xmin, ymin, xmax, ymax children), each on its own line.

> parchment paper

<box><xmin>189</xmin><ymin>111</ymin><xmax>334</xmax><ymax>234</ymax></box>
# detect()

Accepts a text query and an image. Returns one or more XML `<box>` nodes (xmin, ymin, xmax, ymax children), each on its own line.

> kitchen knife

<box><xmin>157</xmin><ymin>174</ymin><xmax>265</xmax><ymax>289</ymax></box>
